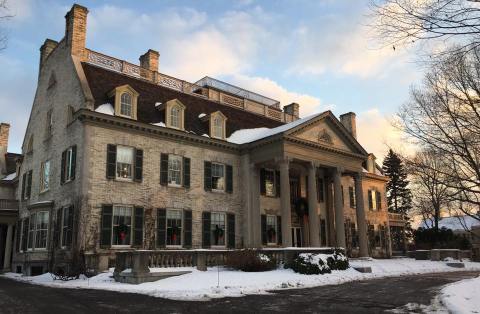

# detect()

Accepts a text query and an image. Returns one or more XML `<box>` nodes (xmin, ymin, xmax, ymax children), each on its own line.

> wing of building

<box><xmin>6</xmin><ymin>4</ymin><xmax>407</xmax><ymax>275</ymax></box>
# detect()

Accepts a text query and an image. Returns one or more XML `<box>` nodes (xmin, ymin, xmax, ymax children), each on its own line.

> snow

<box><xmin>198</xmin><ymin>113</ymin><xmax>206</xmax><ymax>118</ymax></box>
<box><xmin>95</xmin><ymin>103</ymin><xmax>114</xmax><ymax>115</ymax></box>
<box><xmin>1</xmin><ymin>172</ymin><xmax>16</xmax><ymax>181</ymax></box>
<box><xmin>440</xmin><ymin>275</ymin><xmax>480</xmax><ymax>313</ymax></box>
<box><xmin>155</xmin><ymin>102</ymin><xmax>163</xmax><ymax>107</ymax></box>
<box><xmin>3</xmin><ymin>259</ymin><xmax>480</xmax><ymax>301</ymax></box>
<box><xmin>202</xmin><ymin>134</ymin><xmax>210</xmax><ymax>138</ymax></box>
<box><xmin>150</xmin><ymin>122</ymin><xmax>166</xmax><ymax>127</ymax></box>
<box><xmin>227</xmin><ymin>113</ymin><xmax>322</xmax><ymax>144</ymax></box>
<box><xmin>421</xmin><ymin>216</ymin><xmax>480</xmax><ymax>231</ymax></box>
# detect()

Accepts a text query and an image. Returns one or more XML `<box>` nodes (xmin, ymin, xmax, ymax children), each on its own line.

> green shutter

<box><xmin>100</xmin><ymin>205</ymin><xmax>113</xmax><ymax>247</ymax></box>
<box><xmin>227</xmin><ymin>213</ymin><xmax>235</xmax><ymax>248</ymax></box>
<box><xmin>260</xmin><ymin>168</ymin><xmax>266</xmax><ymax>195</ymax></box>
<box><xmin>22</xmin><ymin>218</ymin><xmax>29</xmax><ymax>251</ymax></box>
<box><xmin>275</xmin><ymin>171</ymin><xmax>281</xmax><ymax>197</ymax></box>
<box><xmin>106</xmin><ymin>144</ymin><xmax>116</xmax><ymax>179</ymax></box>
<box><xmin>376</xmin><ymin>191</ymin><xmax>382</xmax><ymax>210</ymax></box>
<box><xmin>134</xmin><ymin>149</ymin><xmax>143</xmax><ymax>182</ymax></box>
<box><xmin>261</xmin><ymin>215</ymin><xmax>267</xmax><ymax>245</ymax></box>
<box><xmin>204</xmin><ymin>161</ymin><xmax>212</xmax><ymax>191</ymax></box>
<box><xmin>160</xmin><ymin>154</ymin><xmax>168</xmax><ymax>185</ymax></box>
<box><xmin>156</xmin><ymin>208</ymin><xmax>166</xmax><ymax>248</ymax></box>
<box><xmin>226</xmin><ymin>165</ymin><xmax>233</xmax><ymax>193</ymax></box>
<box><xmin>202</xmin><ymin>211</ymin><xmax>211</xmax><ymax>248</ymax></box>
<box><xmin>184</xmin><ymin>210</ymin><xmax>192</xmax><ymax>248</ymax></box>
<box><xmin>368</xmin><ymin>190</ymin><xmax>373</xmax><ymax>210</ymax></box>
<box><xmin>277</xmin><ymin>216</ymin><xmax>282</xmax><ymax>245</ymax></box>
<box><xmin>60</xmin><ymin>150</ymin><xmax>66</xmax><ymax>184</ymax></box>
<box><xmin>71</xmin><ymin>145</ymin><xmax>77</xmax><ymax>181</ymax></box>
<box><xmin>21</xmin><ymin>173</ymin><xmax>26</xmax><ymax>199</ymax></box>
<box><xmin>317</xmin><ymin>178</ymin><xmax>324</xmax><ymax>202</ymax></box>
<box><xmin>133</xmin><ymin>207</ymin><xmax>144</xmax><ymax>247</ymax></box>
<box><xmin>26</xmin><ymin>170</ymin><xmax>32</xmax><ymax>199</ymax></box>
<box><xmin>55</xmin><ymin>208</ymin><xmax>62</xmax><ymax>248</ymax></box>
<box><xmin>183</xmin><ymin>157</ymin><xmax>191</xmax><ymax>188</ymax></box>
<box><xmin>66</xmin><ymin>205</ymin><xmax>74</xmax><ymax>248</ymax></box>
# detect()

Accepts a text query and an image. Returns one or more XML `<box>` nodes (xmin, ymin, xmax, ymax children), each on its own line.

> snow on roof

<box><xmin>1</xmin><ymin>172</ymin><xmax>16</xmax><ymax>181</ymax></box>
<box><xmin>421</xmin><ymin>215</ymin><xmax>480</xmax><ymax>231</ymax></box>
<box><xmin>227</xmin><ymin>113</ymin><xmax>322</xmax><ymax>144</ymax></box>
<box><xmin>198</xmin><ymin>113</ymin><xmax>206</xmax><ymax>119</ymax></box>
<box><xmin>150</xmin><ymin>122</ymin><xmax>166</xmax><ymax>127</ymax></box>
<box><xmin>155</xmin><ymin>102</ymin><xmax>163</xmax><ymax>107</ymax></box>
<box><xmin>95</xmin><ymin>103</ymin><xmax>114</xmax><ymax>115</ymax></box>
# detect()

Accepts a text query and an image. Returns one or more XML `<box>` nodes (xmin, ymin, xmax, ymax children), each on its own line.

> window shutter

<box><xmin>160</xmin><ymin>154</ymin><xmax>169</xmax><ymax>186</ymax></box>
<box><xmin>61</xmin><ymin>150</ymin><xmax>66</xmax><ymax>184</ymax></box>
<box><xmin>317</xmin><ymin>178</ymin><xmax>324</xmax><ymax>202</ymax></box>
<box><xmin>368</xmin><ymin>190</ymin><xmax>373</xmax><ymax>210</ymax></box>
<box><xmin>204</xmin><ymin>161</ymin><xmax>212</xmax><ymax>191</ymax></box>
<box><xmin>183</xmin><ymin>157</ymin><xmax>191</xmax><ymax>188</ymax></box>
<box><xmin>133</xmin><ymin>207</ymin><xmax>144</xmax><ymax>247</ymax></box>
<box><xmin>134</xmin><ymin>149</ymin><xmax>143</xmax><ymax>182</ymax></box>
<box><xmin>71</xmin><ymin>145</ymin><xmax>77</xmax><ymax>181</ymax></box>
<box><xmin>22</xmin><ymin>218</ymin><xmax>29</xmax><ymax>251</ymax></box>
<box><xmin>376</xmin><ymin>192</ymin><xmax>382</xmax><ymax>210</ymax></box>
<box><xmin>66</xmin><ymin>205</ymin><xmax>74</xmax><ymax>248</ymax></box>
<box><xmin>227</xmin><ymin>213</ymin><xmax>235</xmax><ymax>248</ymax></box>
<box><xmin>260</xmin><ymin>168</ymin><xmax>266</xmax><ymax>195</ymax></box>
<box><xmin>349</xmin><ymin>186</ymin><xmax>355</xmax><ymax>208</ymax></box>
<box><xmin>15</xmin><ymin>221</ymin><xmax>21</xmax><ymax>253</ymax></box>
<box><xmin>183</xmin><ymin>210</ymin><xmax>192</xmax><ymax>248</ymax></box>
<box><xmin>55</xmin><ymin>208</ymin><xmax>62</xmax><ymax>248</ymax></box>
<box><xmin>275</xmin><ymin>170</ymin><xmax>281</xmax><ymax>197</ymax></box>
<box><xmin>277</xmin><ymin>216</ymin><xmax>282</xmax><ymax>245</ymax></box>
<box><xmin>100</xmin><ymin>205</ymin><xmax>113</xmax><ymax>247</ymax></box>
<box><xmin>106</xmin><ymin>144</ymin><xmax>116</xmax><ymax>179</ymax></box>
<box><xmin>21</xmin><ymin>173</ymin><xmax>26</xmax><ymax>199</ymax></box>
<box><xmin>261</xmin><ymin>214</ymin><xmax>267</xmax><ymax>245</ymax></box>
<box><xmin>26</xmin><ymin>171</ymin><xmax>32</xmax><ymax>199</ymax></box>
<box><xmin>156</xmin><ymin>208</ymin><xmax>166</xmax><ymax>248</ymax></box>
<box><xmin>202</xmin><ymin>211</ymin><xmax>211</xmax><ymax>248</ymax></box>
<box><xmin>226</xmin><ymin>165</ymin><xmax>233</xmax><ymax>193</ymax></box>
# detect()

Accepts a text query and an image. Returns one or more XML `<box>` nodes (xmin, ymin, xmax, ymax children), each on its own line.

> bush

<box><xmin>225</xmin><ymin>249</ymin><xmax>277</xmax><ymax>272</ymax></box>
<box><xmin>414</xmin><ymin>227</ymin><xmax>472</xmax><ymax>250</ymax></box>
<box><xmin>286</xmin><ymin>250</ymin><xmax>349</xmax><ymax>275</ymax></box>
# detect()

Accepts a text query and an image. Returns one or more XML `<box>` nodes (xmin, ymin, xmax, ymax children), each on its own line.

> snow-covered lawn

<box><xmin>440</xmin><ymin>275</ymin><xmax>480</xmax><ymax>314</ymax></box>
<box><xmin>3</xmin><ymin>258</ymin><xmax>480</xmax><ymax>301</ymax></box>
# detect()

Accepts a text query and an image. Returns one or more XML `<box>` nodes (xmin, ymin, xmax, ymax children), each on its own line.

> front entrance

<box><xmin>291</xmin><ymin>227</ymin><xmax>302</xmax><ymax>247</ymax></box>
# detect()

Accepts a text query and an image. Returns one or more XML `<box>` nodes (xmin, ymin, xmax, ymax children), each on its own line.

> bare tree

<box><xmin>0</xmin><ymin>0</ymin><xmax>12</xmax><ymax>51</ymax></box>
<box><xmin>397</xmin><ymin>46</ymin><xmax>480</xmax><ymax>223</ymax></box>
<box><xmin>370</xmin><ymin>0</ymin><xmax>480</xmax><ymax>56</ymax></box>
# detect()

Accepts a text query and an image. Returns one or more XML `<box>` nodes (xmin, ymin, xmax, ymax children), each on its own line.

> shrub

<box><xmin>286</xmin><ymin>250</ymin><xmax>349</xmax><ymax>275</ymax></box>
<box><xmin>225</xmin><ymin>249</ymin><xmax>277</xmax><ymax>272</ymax></box>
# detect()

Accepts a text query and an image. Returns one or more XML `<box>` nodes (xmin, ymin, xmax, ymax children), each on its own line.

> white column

<box><xmin>3</xmin><ymin>224</ymin><xmax>13</xmax><ymax>270</ymax></box>
<box><xmin>279</xmin><ymin>158</ymin><xmax>292</xmax><ymax>247</ymax></box>
<box><xmin>307</xmin><ymin>163</ymin><xmax>320</xmax><ymax>247</ymax></box>
<box><xmin>250</xmin><ymin>164</ymin><xmax>262</xmax><ymax>248</ymax></box>
<box><xmin>354</xmin><ymin>173</ymin><xmax>369</xmax><ymax>257</ymax></box>
<box><xmin>333</xmin><ymin>167</ymin><xmax>346</xmax><ymax>248</ymax></box>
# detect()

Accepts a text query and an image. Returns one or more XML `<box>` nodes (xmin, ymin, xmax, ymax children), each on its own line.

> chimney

<box><xmin>0</xmin><ymin>123</ymin><xmax>10</xmax><ymax>150</ymax></box>
<box><xmin>367</xmin><ymin>153</ymin><xmax>376</xmax><ymax>173</ymax></box>
<box><xmin>39</xmin><ymin>39</ymin><xmax>58</xmax><ymax>73</ymax></box>
<box><xmin>139</xmin><ymin>49</ymin><xmax>159</xmax><ymax>80</ymax></box>
<box><xmin>65</xmin><ymin>4</ymin><xmax>89</xmax><ymax>57</ymax></box>
<box><xmin>284</xmin><ymin>103</ymin><xmax>300</xmax><ymax>120</ymax></box>
<box><xmin>340</xmin><ymin>112</ymin><xmax>357</xmax><ymax>139</ymax></box>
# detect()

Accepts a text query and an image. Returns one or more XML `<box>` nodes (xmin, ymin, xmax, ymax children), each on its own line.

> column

<box><xmin>250</xmin><ymin>164</ymin><xmax>262</xmax><ymax>248</ymax></box>
<box><xmin>354</xmin><ymin>173</ymin><xmax>369</xmax><ymax>257</ymax></box>
<box><xmin>3</xmin><ymin>224</ymin><xmax>13</xmax><ymax>270</ymax></box>
<box><xmin>333</xmin><ymin>167</ymin><xmax>346</xmax><ymax>248</ymax></box>
<box><xmin>279</xmin><ymin>158</ymin><xmax>292</xmax><ymax>247</ymax></box>
<box><xmin>307</xmin><ymin>163</ymin><xmax>320</xmax><ymax>247</ymax></box>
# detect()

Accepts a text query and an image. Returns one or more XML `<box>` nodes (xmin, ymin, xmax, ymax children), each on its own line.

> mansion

<box><xmin>0</xmin><ymin>4</ymin><xmax>406</xmax><ymax>276</ymax></box>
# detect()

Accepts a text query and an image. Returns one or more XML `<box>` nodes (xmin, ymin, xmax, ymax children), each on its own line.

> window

<box><xmin>120</xmin><ymin>92</ymin><xmax>132</xmax><ymax>117</ymax></box>
<box><xmin>265</xmin><ymin>169</ymin><xmax>276</xmax><ymax>197</ymax></box>
<box><xmin>61</xmin><ymin>207</ymin><xmax>72</xmax><ymax>248</ymax></box>
<box><xmin>212</xmin><ymin>117</ymin><xmax>224</xmax><ymax>139</ymax></box>
<box><xmin>62</xmin><ymin>146</ymin><xmax>75</xmax><ymax>183</ymax></box>
<box><xmin>166</xmin><ymin>210</ymin><xmax>182</xmax><ymax>246</ymax></box>
<box><xmin>266</xmin><ymin>215</ymin><xmax>277</xmax><ymax>244</ymax></box>
<box><xmin>46</xmin><ymin>109</ymin><xmax>53</xmax><ymax>137</ymax></box>
<box><xmin>27</xmin><ymin>212</ymin><xmax>49</xmax><ymax>250</ymax></box>
<box><xmin>116</xmin><ymin>146</ymin><xmax>134</xmax><ymax>180</ymax></box>
<box><xmin>22</xmin><ymin>170</ymin><xmax>32</xmax><ymax>200</ymax></box>
<box><xmin>368</xmin><ymin>190</ymin><xmax>379</xmax><ymax>210</ymax></box>
<box><xmin>211</xmin><ymin>212</ymin><xmax>226</xmax><ymax>246</ymax></box>
<box><xmin>168</xmin><ymin>155</ymin><xmax>182</xmax><ymax>186</ymax></box>
<box><xmin>40</xmin><ymin>160</ymin><xmax>50</xmax><ymax>192</ymax></box>
<box><xmin>211</xmin><ymin>163</ymin><xmax>225</xmax><ymax>191</ymax></box>
<box><xmin>170</xmin><ymin>105</ymin><xmax>181</xmax><ymax>129</ymax></box>
<box><xmin>27</xmin><ymin>214</ymin><xmax>35</xmax><ymax>250</ymax></box>
<box><xmin>112</xmin><ymin>206</ymin><xmax>132</xmax><ymax>246</ymax></box>
<box><xmin>26</xmin><ymin>135</ymin><xmax>33</xmax><ymax>153</ymax></box>
<box><xmin>349</xmin><ymin>186</ymin><xmax>356</xmax><ymax>208</ymax></box>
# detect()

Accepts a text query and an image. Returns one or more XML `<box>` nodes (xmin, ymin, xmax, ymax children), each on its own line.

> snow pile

<box><xmin>95</xmin><ymin>103</ymin><xmax>114</xmax><ymax>115</ymax></box>
<box><xmin>4</xmin><ymin>259</ymin><xmax>480</xmax><ymax>301</ymax></box>
<box><xmin>258</xmin><ymin>254</ymin><xmax>270</xmax><ymax>263</ymax></box>
<box><xmin>151</xmin><ymin>122</ymin><xmax>166</xmax><ymax>127</ymax></box>
<box><xmin>441</xmin><ymin>275</ymin><xmax>480</xmax><ymax>313</ymax></box>
<box><xmin>421</xmin><ymin>216</ymin><xmax>480</xmax><ymax>231</ymax></box>
<box><xmin>1</xmin><ymin>172</ymin><xmax>16</xmax><ymax>181</ymax></box>
<box><xmin>198</xmin><ymin>113</ymin><xmax>206</xmax><ymax>119</ymax></box>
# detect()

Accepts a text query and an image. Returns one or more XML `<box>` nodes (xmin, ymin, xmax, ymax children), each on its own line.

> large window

<box><xmin>368</xmin><ymin>190</ymin><xmax>382</xmax><ymax>210</ymax></box>
<box><xmin>211</xmin><ymin>212</ymin><xmax>226</xmax><ymax>246</ymax></box>
<box><xmin>112</xmin><ymin>206</ymin><xmax>132</xmax><ymax>246</ymax></box>
<box><xmin>168</xmin><ymin>155</ymin><xmax>182</xmax><ymax>186</ymax></box>
<box><xmin>62</xmin><ymin>146</ymin><xmax>76</xmax><ymax>183</ymax></box>
<box><xmin>264</xmin><ymin>169</ymin><xmax>276</xmax><ymax>197</ymax></box>
<box><xmin>166</xmin><ymin>210</ymin><xmax>182</xmax><ymax>246</ymax></box>
<box><xmin>349</xmin><ymin>186</ymin><xmax>356</xmax><ymax>208</ymax></box>
<box><xmin>27</xmin><ymin>211</ymin><xmax>49</xmax><ymax>250</ymax></box>
<box><xmin>61</xmin><ymin>206</ymin><xmax>71</xmax><ymax>248</ymax></box>
<box><xmin>116</xmin><ymin>146</ymin><xmax>134</xmax><ymax>180</ymax></box>
<box><xmin>266</xmin><ymin>215</ymin><xmax>277</xmax><ymax>244</ymax></box>
<box><xmin>120</xmin><ymin>92</ymin><xmax>132</xmax><ymax>117</ymax></box>
<box><xmin>211</xmin><ymin>163</ymin><xmax>225</xmax><ymax>191</ymax></box>
<box><xmin>212</xmin><ymin>117</ymin><xmax>224</xmax><ymax>139</ymax></box>
<box><xmin>40</xmin><ymin>160</ymin><xmax>50</xmax><ymax>192</ymax></box>
<box><xmin>170</xmin><ymin>105</ymin><xmax>181</xmax><ymax>129</ymax></box>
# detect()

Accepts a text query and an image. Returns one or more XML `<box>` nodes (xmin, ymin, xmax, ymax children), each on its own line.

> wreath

<box><xmin>214</xmin><ymin>225</ymin><xmax>224</xmax><ymax>245</ymax></box>
<box><xmin>294</xmin><ymin>198</ymin><xmax>309</xmax><ymax>217</ymax></box>
<box><xmin>116</xmin><ymin>223</ymin><xmax>129</xmax><ymax>242</ymax></box>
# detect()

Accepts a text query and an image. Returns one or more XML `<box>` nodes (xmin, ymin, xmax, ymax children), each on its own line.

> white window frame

<box><xmin>64</xmin><ymin>147</ymin><xmax>74</xmax><ymax>183</ymax></box>
<box><xmin>27</xmin><ymin>211</ymin><xmax>49</xmax><ymax>251</ymax></box>
<box><xmin>34</xmin><ymin>211</ymin><xmax>49</xmax><ymax>250</ymax></box>
<box><xmin>210</xmin><ymin>212</ymin><xmax>226</xmax><ymax>248</ymax></box>
<box><xmin>111</xmin><ymin>205</ymin><xmax>133</xmax><ymax>248</ymax></box>
<box><xmin>371</xmin><ymin>190</ymin><xmax>377</xmax><ymax>210</ymax></box>
<box><xmin>60</xmin><ymin>206</ymin><xmax>70</xmax><ymax>249</ymax></box>
<box><xmin>115</xmin><ymin>146</ymin><xmax>134</xmax><ymax>181</ymax></box>
<box><xmin>211</xmin><ymin>163</ymin><xmax>225</xmax><ymax>192</ymax></box>
<box><xmin>212</xmin><ymin>116</ymin><xmax>224</xmax><ymax>139</ymax></box>
<box><xmin>266</xmin><ymin>215</ymin><xmax>278</xmax><ymax>245</ymax></box>
<box><xmin>264</xmin><ymin>169</ymin><xmax>276</xmax><ymax>197</ymax></box>
<box><xmin>40</xmin><ymin>160</ymin><xmax>50</xmax><ymax>193</ymax></box>
<box><xmin>170</xmin><ymin>105</ymin><xmax>181</xmax><ymax>129</ymax></box>
<box><xmin>168</xmin><ymin>155</ymin><xmax>183</xmax><ymax>187</ymax></box>
<box><xmin>166</xmin><ymin>209</ymin><xmax>183</xmax><ymax>248</ymax></box>
<box><xmin>120</xmin><ymin>92</ymin><xmax>133</xmax><ymax>118</ymax></box>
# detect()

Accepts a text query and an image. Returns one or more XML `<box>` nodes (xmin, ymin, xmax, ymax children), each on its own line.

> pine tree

<box><xmin>382</xmin><ymin>149</ymin><xmax>412</xmax><ymax>215</ymax></box>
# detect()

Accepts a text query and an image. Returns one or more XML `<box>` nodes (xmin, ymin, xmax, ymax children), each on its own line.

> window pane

<box><xmin>35</xmin><ymin>211</ymin><xmax>49</xmax><ymax>249</ymax></box>
<box><xmin>211</xmin><ymin>213</ymin><xmax>226</xmax><ymax>246</ymax></box>
<box><xmin>170</xmin><ymin>106</ymin><xmax>180</xmax><ymax>128</ymax></box>
<box><xmin>213</xmin><ymin>117</ymin><xmax>223</xmax><ymax>138</ymax></box>
<box><xmin>120</xmin><ymin>93</ymin><xmax>132</xmax><ymax>117</ymax></box>
<box><xmin>166</xmin><ymin>210</ymin><xmax>182</xmax><ymax>246</ymax></box>
<box><xmin>212</xmin><ymin>163</ymin><xmax>225</xmax><ymax>191</ymax></box>
<box><xmin>113</xmin><ymin>206</ymin><xmax>132</xmax><ymax>245</ymax></box>
<box><xmin>116</xmin><ymin>146</ymin><xmax>134</xmax><ymax>179</ymax></box>
<box><xmin>266</xmin><ymin>215</ymin><xmax>277</xmax><ymax>243</ymax></box>
<box><xmin>41</xmin><ymin>161</ymin><xmax>50</xmax><ymax>191</ymax></box>
<box><xmin>265</xmin><ymin>170</ymin><xmax>275</xmax><ymax>196</ymax></box>
<box><xmin>168</xmin><ymin>155</ymin><xmax>182</xmax><ymax>185</ymax></box>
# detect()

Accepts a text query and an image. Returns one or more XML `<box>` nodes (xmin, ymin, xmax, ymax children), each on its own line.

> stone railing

<box><xmin>0</xmin><ymin>199</ymin><xmax>18</xmax><ymax>210</ymax></box>
<box><xmin>85</xmin><ymin>49</ymin><xmax>295</xmax><ymax>123</ymax></box>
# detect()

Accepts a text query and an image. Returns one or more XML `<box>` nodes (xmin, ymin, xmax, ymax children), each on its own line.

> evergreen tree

<box><xmin>382</xmin><ymin>149</ymin><xmax>412</xmax><ymax>215</ymax></box>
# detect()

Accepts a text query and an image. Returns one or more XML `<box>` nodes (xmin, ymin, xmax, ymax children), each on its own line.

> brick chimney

<box><xmin>340</xmin><ymin>112</ymin><xmax>357</xmax><ymax>139</ymax></box>
<box><xmin>65</xmin><ymin>4</ymin><xmax>89</xmax><ymax>57</ymax></box>
<box><xmin>367</xmin><ymin>153</ymin><xmax>376</xmax><ymax>173</ymax></box>
<box><xmin>0</xmin><ymin>123</ymin><xmax>10</xmax><ymax>175</ymax></box>
<box><xmin>284</xmin><ymin>103</ymin><xmax>300</xmax><ymax>120</ymax></box>
<box><xmin>139</xmin><ymin>49</ymin><xmax>159</xmax><ymax>72</ymax></box>
<box><xmin>39</xmin><ymin>39</ymin><xmax>58</xmax><ymax>73</ymax></box>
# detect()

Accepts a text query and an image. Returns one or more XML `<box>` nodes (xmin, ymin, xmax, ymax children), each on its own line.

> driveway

<box><xmin>0</xmin><ymin>271</ymin><xmax>478</xmax><ymax>313</ymax></box>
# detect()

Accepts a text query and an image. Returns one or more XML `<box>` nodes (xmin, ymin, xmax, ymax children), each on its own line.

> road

<box><xmin>0</xmin><ymin>271</ymin><xmax>478</xmax><ymax>313</ymax></box>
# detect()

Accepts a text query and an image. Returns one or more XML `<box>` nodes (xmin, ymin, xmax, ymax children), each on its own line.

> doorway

<box><xmin>291</xmin><ymin>227</ymin><xmax>302</xmax><ymax>247</ymax></box>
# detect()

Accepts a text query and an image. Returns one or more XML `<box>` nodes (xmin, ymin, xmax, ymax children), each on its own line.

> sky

<box><xmin>0</xmin><ymin>0</ymin><xmax>423</xmax><ymax>160</ymax></box>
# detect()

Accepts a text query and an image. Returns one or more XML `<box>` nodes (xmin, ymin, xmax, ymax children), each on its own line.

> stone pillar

<box><xmin>3</xmin><ymin>224</ymin><xmax>13</xmax><ymax>271</ymax></box>
<box><xmin>354</xmin><ymin>173</ymin><xmax>369</xmax><ymax>257</ymax></box>
<box><xmin>307</xmin><ymin>163</ymin><xmax>320</xmax><ymax>247</ymax></box>
<box><xmin>333</xmin><ymin>167</ymin><xmax>346</xmax><ymax>248</ymax></box>
<box><xmin>250</xmin><ymin>164</ymin><xmax>262</xmax><ymax>247</ymax></box>
<box><xmin>279</xmin><ymin>158</ymin><xmax>292</xmax><ymax>247</ymax></box>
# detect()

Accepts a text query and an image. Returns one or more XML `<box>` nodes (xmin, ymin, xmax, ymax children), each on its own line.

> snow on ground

<box><xmin>440</xmin><ymin>275</ymin><xmax>480</xmax><ymax>314</ymax></box>
<box><xmin>95</xmin><ymin>103</ymin><xmax>114</xmax><ymax>115</ymax></box>
<box><xmin>3</xmin><ymin>259</ymin><xmax>480</xmax><ymax>301</ymax></box>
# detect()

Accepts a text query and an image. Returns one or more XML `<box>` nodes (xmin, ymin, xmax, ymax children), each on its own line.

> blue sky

<box><xmin>0</xmin><ymin>0</ymin><xmax>423</xmax><ymax>158</ymax></box>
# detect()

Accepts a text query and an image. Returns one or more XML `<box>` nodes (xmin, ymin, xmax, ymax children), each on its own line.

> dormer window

<box><xmin>213</xmin><ymin>117</ymin><xmax>223</xmax><ymax>139</ymax></box>
<box><xmin>108</xmin><ymin>85</ymin><xmax>139</xmax><ymax>120</ymax></box>
<box><xmin>157</xmin><ymin>99</ymin><xmax>186</xmax><ymax>130</ymax></box>
<box><xmin>170</xmin><ymin>105</ymin><xmax>181</xmax><ymax>129</ymax></box>
<box><xmin>201</xmin><ymin>111</ymin><xmax>227</xmax><ymax>140</ymax></box>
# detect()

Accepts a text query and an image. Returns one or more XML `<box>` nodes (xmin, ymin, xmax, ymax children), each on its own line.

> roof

<box><xmin>82</xmin><ymin>63</ymin><xmax>284</xmax><ymax>137</ymax></box>
<box><xmin>421</xmin><ymin>215</ymin><xmax>480</xmax><ymax>231</ymax></box>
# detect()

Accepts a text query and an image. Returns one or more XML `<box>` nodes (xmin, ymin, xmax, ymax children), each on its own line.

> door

<box><xmin>291</xmin><ymin>227</ymin><xmax>302</xmax><ymax>247</ymax></box>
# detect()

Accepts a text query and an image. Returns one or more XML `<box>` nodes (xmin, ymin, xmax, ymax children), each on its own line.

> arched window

<box><xmin>170</xmin><ymin>105</ymin><xmax>181</xmax><ymax>129</ymax></box>
<box><xmin>120</xmin><ymin>92</ymin><xmax>132</xmax><ymax>117</ymax></box>
<box><xmin>212</xmin><ymin>117</ymin><xmax>224</xmax><ymax>139</ymax></box>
